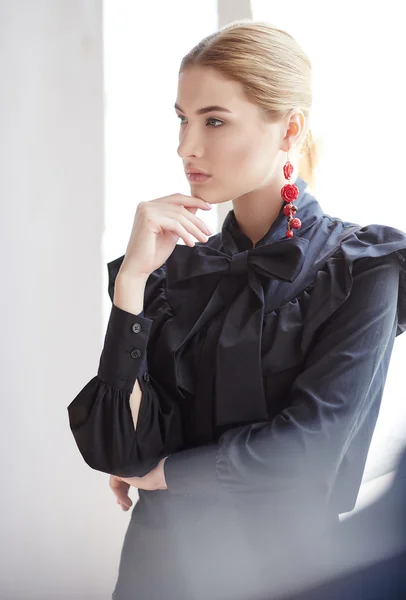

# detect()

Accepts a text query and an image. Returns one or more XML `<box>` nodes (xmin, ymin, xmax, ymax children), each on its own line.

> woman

<box><xmin>68</xmin><ymin>20</ymin><xmax>406</xmax><ymax>600</ymax></box>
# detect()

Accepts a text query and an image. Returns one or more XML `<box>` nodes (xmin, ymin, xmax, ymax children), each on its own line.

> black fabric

<box><xmin>68</xmin><ymin>177</ymin><xmax>406</xmax><ymax>600</ymax></box>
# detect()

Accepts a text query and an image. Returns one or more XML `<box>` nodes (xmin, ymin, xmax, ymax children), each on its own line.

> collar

<box><xmin>221</xmin><ymin>177</ymin><xmax>323</xmax><ymax>254</ymax></box>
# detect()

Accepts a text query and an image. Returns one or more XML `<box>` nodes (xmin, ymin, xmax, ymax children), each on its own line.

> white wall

<box><xmin>0</xmin><ymin>0</ymin><xmax>221</xmax><ymax>598</ymax></box>
<box><xmin>0</xmin><ymin>1</ymin><xmax>121</xmax><ymax>598</ymax></box>
<box><xmin>102</xmin><ymin>0</ymin><xmax>218</xmax><ymax>324</ymax></box>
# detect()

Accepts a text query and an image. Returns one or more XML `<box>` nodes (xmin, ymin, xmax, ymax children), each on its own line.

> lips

<box><xmin>186</xmin><ymin>169</ymin><xmax>210</xmax><ymax>176</ymax></box>
<box><xmin>187</xmin><ymin>172</ymin><xmax>212</xmax><ymax>182</ymax></box>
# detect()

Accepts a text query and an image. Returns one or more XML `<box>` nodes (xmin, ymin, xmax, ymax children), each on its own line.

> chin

<box><xmin>195</xmin><ymin>191</ymin><xmax>233</xmax><ymax>205</ymax></box>
<box><xmin>188</xmin><ymin>188</ymin><xmax>212</xmax><ymax>203</ymax></box>
<box><xmin>189</xmin><ymin>181</ymin><xmax>235</xmax><ymax>205</ymax></box>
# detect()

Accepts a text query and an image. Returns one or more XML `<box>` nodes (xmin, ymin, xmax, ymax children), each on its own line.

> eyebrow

<box><xmin>174</xmin><ymin>103</ymin><xmax>232</xmax><ymax>115</ymax></box>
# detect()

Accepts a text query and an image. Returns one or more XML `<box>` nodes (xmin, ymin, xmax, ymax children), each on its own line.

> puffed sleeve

<box><xmin>163</xmin><ymin>243</ymin><xmax>405</xmax><ymax>504</ymax></box>
<box><xmin>67</xmin><ymin>256</ymin><xmax>183</xmax><ymax>477</ymax></box>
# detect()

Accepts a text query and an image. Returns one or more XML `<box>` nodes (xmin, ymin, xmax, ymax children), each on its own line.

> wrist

<box><xmin>116</xmin><ymin>269</ymin><xmax>150</xmax><ymax>287</ymax></box>
<box><xmin>113</xmin><ymin>272</ymin><xmax>149</xmax><ymax>315</ymax></box>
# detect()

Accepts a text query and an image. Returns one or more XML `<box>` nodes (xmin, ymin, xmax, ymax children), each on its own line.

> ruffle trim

<box><xmin>261</xmin><ymin>224</ymin><xmax>406</xmax><ymax>374</ymax></box>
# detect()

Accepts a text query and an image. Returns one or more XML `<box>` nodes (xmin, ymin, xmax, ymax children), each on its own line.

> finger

<box><xmin>116</xmin><ymin>490</ymin><xmax>132</xmax><ymax>507</ymax></box>
<box><xmin>110</xmin><ymin>480</ymin><xmax>130</xmax><ymax>496</ymax></box>
<box><xmin>179</xmin><ymin>206</ymin><xmax>213</xmax><ymax>236</ymax></box>
<box><xmin>110</xmin><ymin>479</ymin><xmax>133</xmax><ymax>508</ymax></box>
<box><xmin>115</xmin><ymin>492</ymin><xmax>133</xmax><ymax>509</ymax></box>
<box><xmin>177</xmin><ymin>214</ymin><xmax>211</xmax><ymax>243</ymax></box>
<box><xmin>167</xmin><ymin>194</ymin><xmax>212</xmax><ymax>211</ymax></box>
<box><xmin>183</xmin><ymin>206</ymin><xmax>198</xmax><ymax>215</ymax></box>
<box><xmin>158</xmin><ymin>216</ymin><xmax>207</xmax><ymax>247</ymax></box>
<box><xmin>116</xmin><ymin>498</ymin><xmax>131</xmax><ymax>511</ymax></box>
<box><xmin>163</xmin><ymin>205</ymin><xmax>212</xmax><ymax>237</ymax></box>
<box><xmin>163</xmin><ymin>212</ymin><xmax>210</xmax><ymax>244</ymax></box>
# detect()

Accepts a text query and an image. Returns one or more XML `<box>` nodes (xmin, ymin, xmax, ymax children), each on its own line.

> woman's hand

<box><xmin>119</xmin><ymin>193</ymin><xmax>213</xmax><ymax>280</ymax></box>
<box><xmin>110</xmin><ymin>476</ymin><xmax>133</xmax><ymax>511</ymax></box>
<box><xmin>110</xmin><ymin>456</ymin><xmax>169</xmax><ymax>511</ymax></box>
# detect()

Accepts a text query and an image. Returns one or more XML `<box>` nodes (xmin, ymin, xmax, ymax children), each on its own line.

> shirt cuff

<box><xmin>97</xmin><ymin>303</ymin><xmax>153</xmax><ymax>392</ymax></box>
<box><xmin>164</xmin><ymin>443</ymin><xmax>226</xmax><ymax>496</ymax></box>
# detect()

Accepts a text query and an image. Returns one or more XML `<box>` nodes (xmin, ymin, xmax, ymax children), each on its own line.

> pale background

<box><xmin>1</xmin><ymin>0</ymin><xmax>405</xmax><ymax>598</ymax></box>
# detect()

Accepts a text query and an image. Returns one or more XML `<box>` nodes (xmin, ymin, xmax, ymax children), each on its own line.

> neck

<box><xmin>232</xmin><ymin>173</ymin><xmax>291</xmax><ymax>247</ymax></box>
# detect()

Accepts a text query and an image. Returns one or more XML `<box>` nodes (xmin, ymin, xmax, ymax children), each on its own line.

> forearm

<box><xmin>69</xmin><ymin>259</ymin><xmax>185</xmax><ymax>476</ymax></box>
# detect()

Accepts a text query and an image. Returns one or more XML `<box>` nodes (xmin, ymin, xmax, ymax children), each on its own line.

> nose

<box><xmin>177</xmin><ymin>125</ymin><xmax>204</xmax><ymax>159</ymax></box>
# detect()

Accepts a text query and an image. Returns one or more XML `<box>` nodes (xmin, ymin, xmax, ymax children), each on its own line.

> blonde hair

<box><xmin>179</xmin><ymin>20</ymin><xmax>317</xmax><ymax>189</ymax></box>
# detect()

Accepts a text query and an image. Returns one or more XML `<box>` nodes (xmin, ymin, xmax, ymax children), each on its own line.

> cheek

<box><xmin>229</xmin><ymin>144</ymin><xmax>268</xmax><ymax>184</ymax></box>
<box><xmin>216</xmin><ymin>134</ymin><xmax>260</xmax><ymax>172</ymax></box>
<box><xmin>203</xmin><ymin>153</ymin><xmax>264</xmax><ymax>203</ymax></box>
<box><xmin>202</xmin><ymin>131</ymin><xmax>276</xmax><ymax>200</ymax></box>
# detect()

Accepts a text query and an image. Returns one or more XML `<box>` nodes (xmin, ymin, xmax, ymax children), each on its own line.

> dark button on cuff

<box><xmin>143</xmin><ymin>371</ymin><xmax>150</xmax><ymax>382</ymax></box>
<box><xmin>97</xmin><ymin>303</ymin><xmax>153</xmax><ymax>391</ymax></box>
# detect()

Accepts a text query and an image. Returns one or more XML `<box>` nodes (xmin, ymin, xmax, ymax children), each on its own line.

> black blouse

<box><xmin>68</xmin><ymin>177</ymin><xmax>406</xmax><ymax>516</ymax></box>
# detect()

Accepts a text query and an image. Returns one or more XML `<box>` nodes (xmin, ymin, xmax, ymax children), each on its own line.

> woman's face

<box><xmin>175</xmin><ymin>66</ymin><xmax>292</xmax><ymax>205</ymax></box>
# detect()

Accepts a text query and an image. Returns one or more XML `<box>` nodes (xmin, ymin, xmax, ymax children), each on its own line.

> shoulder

<box><xmin>332</xmin><ymin>222</ymin><xmax>406</xmax><ymax>284</ymax></box>
<box><xmin>296</xmin><ymin>220</ymin><xmax>406</xmax><ymax>344</ymax></box>
<box><xmin>325</xmin><ymin>222</ymin><xmax>406</xmax><ymax>334</ymax></box>
<box><xmin>344</xmin><ymin>223</ymin><xmax>406</xmax><ymax>335</ymax></box>
<box><xmin>334</xmin><ymin>222</ymin><xmax>406</xmax><ymax>263</ymax></box>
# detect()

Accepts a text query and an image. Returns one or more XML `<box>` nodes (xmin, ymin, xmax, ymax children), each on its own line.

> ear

<box><xmin>280</xmin><ymin>109</ymin><xmax>306</xmax><ymax>151</ymax></box>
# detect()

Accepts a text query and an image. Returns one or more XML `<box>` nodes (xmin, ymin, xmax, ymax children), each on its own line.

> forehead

<box><xmin>176</xmin><ymin>66</ymin><xmax>251</xmax><ymax>112</ymax></box>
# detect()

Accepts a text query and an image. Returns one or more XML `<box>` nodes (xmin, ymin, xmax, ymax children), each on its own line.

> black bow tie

<box><xmin>166</xmin><ymin>234</ymin><xmax>310</xmax><ymax>438</ymax></box>
<box><xmin>169</xmin><ymin>235</ymin><xmax>309</xmax><ymax>285</ymax></box>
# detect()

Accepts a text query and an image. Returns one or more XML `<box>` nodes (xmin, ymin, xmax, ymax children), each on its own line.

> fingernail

<box><xmin>205</xmin><ymin>202</ymin><xmax>212</xmax><ymax>209</ymax></box>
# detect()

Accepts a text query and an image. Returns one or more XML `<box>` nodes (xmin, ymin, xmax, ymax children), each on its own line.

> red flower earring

<box><xmin>281</xmin><ymin>152</ymin><xmax>301</xmax><ymax>238</ymax></box>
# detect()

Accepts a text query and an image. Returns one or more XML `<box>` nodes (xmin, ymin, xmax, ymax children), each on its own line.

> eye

<box><xmin>177</xmin><ymin>115</ymin><xmax>224</xmax><ymax>128</ymax></box>
<box><xmin>206</xmin><ymin>118</ymin><xmax>223</xmax><ymax>128</ymax></box>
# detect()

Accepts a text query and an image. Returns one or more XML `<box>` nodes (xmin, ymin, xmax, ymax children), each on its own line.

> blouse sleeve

<box><xmin>163</xmin><ymin>251</ymin><xmax>403</xmax><ymax>503</ymax></box>
<box><xmin>67</xmin><ymin>256</ymin><xmax>183</xmax><ymax>478</ymax></box>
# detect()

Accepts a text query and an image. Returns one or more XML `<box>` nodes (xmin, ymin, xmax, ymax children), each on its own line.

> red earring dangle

<box><xmin>281</xmin><ymin>152</ymin><xmax>302</xmax><ymax>238</ymax></box>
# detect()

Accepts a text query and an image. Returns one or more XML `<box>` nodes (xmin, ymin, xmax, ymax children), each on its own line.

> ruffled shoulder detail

<box><xmin>302</xmin><ymin>223</ymin><xmax>406</xmax><ymax>342</ymax></box>
<box><xmin>302</xmin><ymin>223</ymin><xmax>406</xmax><ymax>340</ymax></box>
<box><xmin>337</xmin><ymin>224</ymin><xmax>406</xmax><ymax>336</ymax></box>
<box><xmin>260</xmin><ymin>223</ymin><xmax>406</xmax><ymax>375</ymax></box>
